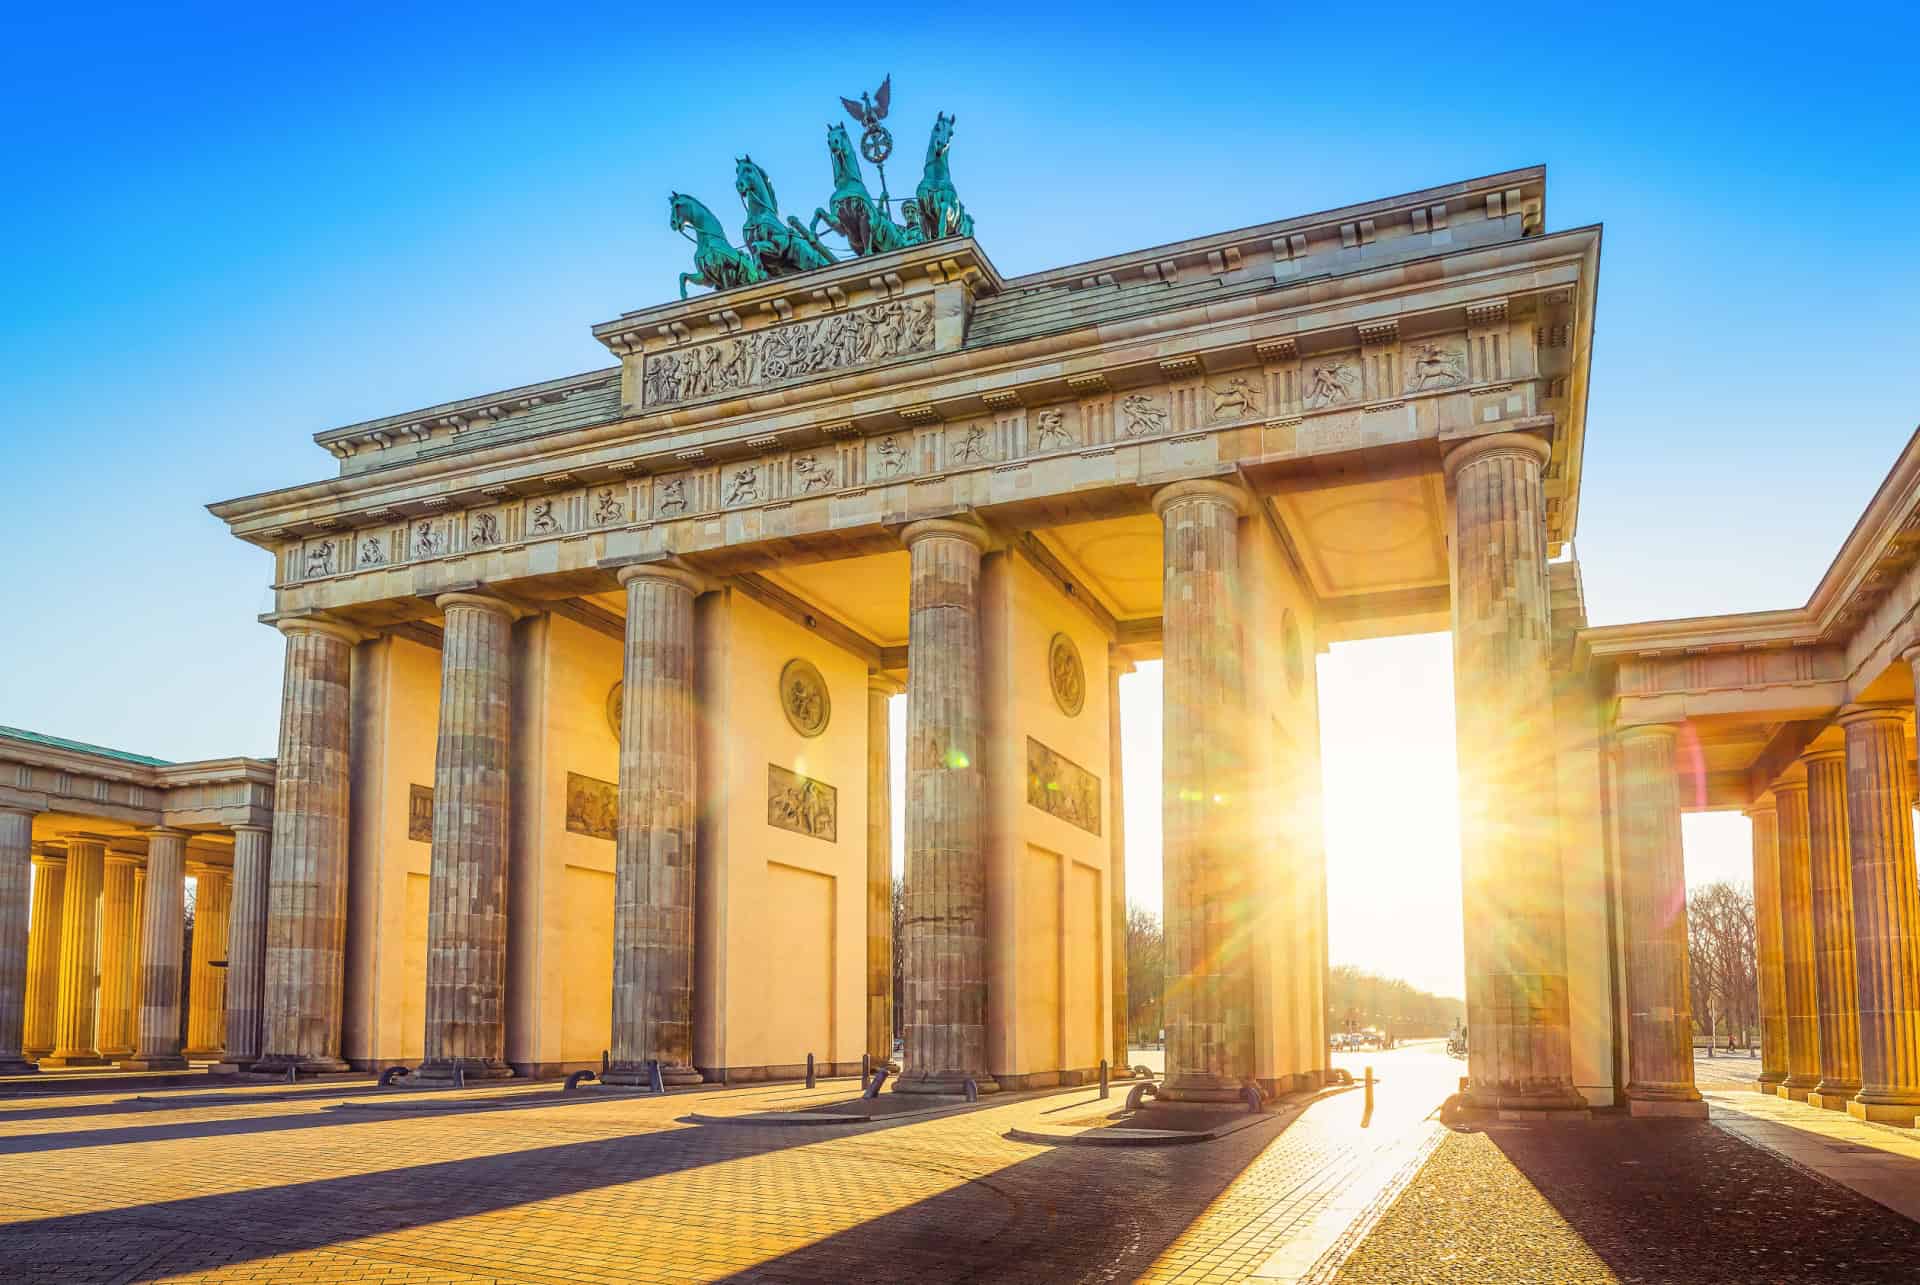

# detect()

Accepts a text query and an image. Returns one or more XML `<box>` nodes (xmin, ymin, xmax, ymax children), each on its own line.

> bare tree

<box><xmin>1688</xmin><ymin>881</ymin><xmax>1757</xmax><ymax>1051</ymax></box>
<box><xmin>891</xmin><ymin>877</ymin><xmax>905</xmax><ymax>1042</ymax></box>
<box><xmin>1126</xmin><ymin>903</ymin><xmax>1164</xmax><ymax>1044</ymax></box>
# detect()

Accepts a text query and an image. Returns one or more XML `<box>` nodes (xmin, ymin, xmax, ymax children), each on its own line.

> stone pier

<box><xmin>0</xmin><ymin>807</ymin><xmax>36</xmax><ymax>1073</ymax></box>
<box><xmin>1804</xmin><ymin>749</ymin><xmax>1862</xmax><ymax>1109</ymax></box>
<box><xmin>1748</xmin><ymin>799</ymin><xmax>1788</xmax><ymax>1092</ymax></box>
<box><xmin>122</xmin><ymin>827</ymin><xmax>188</xmax><ymax>1070</ymax></box>
<box><xmin>1839</xmin><ymin>702</ymin><xmax>1920</xmax><ymax>1125</ymax></box>
<box><xmin>865</xmin><ymin>672</ymin><xmax>898</xmax><ymax>1070</ymax></box>
<box><xmin>1446</xmin><ymin>433</ymin><xmax>1582</xmax><ymax>1110</ymax></box>
<box><xmin>1616</xmin><ymin>724</ymin><xmax>1705</xmax><ymax>1116</ymax></box>
<box><xmin>41</xmin><ymin>838</ymin><xmax>106</xmax><ymax>1067</ymax></box>
<box><xmin>255</xmin><ymin>620</ymin><xmax>355</xmax><ymax>1075</ymax></box>
<box><xmin>897</xmin><ymin>519</ymin><xmax>997</xmax><ymax>1095</ymax></box>
<box><xmin>1155</xmin><ymin>481</ymin><xmax>1253</xmax><ymax>1102</ymax></box>
<box><xmin>223</xmin><ymin>824</ymin><xmax>271</xmax><ymax>1066</ymax></box>
<box><xmin>606</xmin><ymin>564</ymin><xmax>704</xmax><ymax>1087</ymax></box>
<box><xmin>417</xmin><ymin>594</ymin><xmax>516</xmax><ymax>1082</ymax></box>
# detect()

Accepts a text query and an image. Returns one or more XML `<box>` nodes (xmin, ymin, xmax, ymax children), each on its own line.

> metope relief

<box><xmin>768</xmin><ymin>764</ymin><xmax>836</xmax><ymax>842</ymax></box>
<box><xmin>640</xmin><ymin>297</ymin><xmax>935</xmax><ymax>408</ymax></box>
<box><xmin>952</xmin><ymin>423</ymin><xmax>993</xmax><ymax>464</ymax></box>
<box><xmin>780</xmin><ymin>658</ymin><xmax>831</xmax><ymax>737</ymax></box>
<box><xmin>1032</xmin><ymin>407</ymin><xmax>1075</xmax><ymax>451</ymax></box>
<box><xmin>303</xmin><ymin>541</ymin><xmax>336</xmax><ymax>578</ymax></box>
<box><xmin>1119</xmin><ymin>393</ymin><xmax>1168</xmax><ymax>438</ymax></box>
<box><xmin>792</xmin><ymin>453</ymin><xmax>835</xmax><ymax>492</ymax></box>
<box><xmin>590</xmin><ymin>488</ymin><xmax>626</xmax><ymax>527</ymax></box>
<box><xmin>565</xmin><ymin>771</ymin><xmax>617</xmax><ymax>841</ymax></box>
<box><xmin>1208</xmin><ymin>376</ymin><xmax>1261</xmax><ymax>422</ymax></box>
<box><xmin>872</xmin><ymin>434</ymin><xmax>911</xmax><ymax>478</ymax></box>
<box><xmin>1302</xmin><ymin>357</ymin><xmax>1359</xmax><ymax>408</ymax></box>
<box><xmin>1026</xmin><ymin>738</ymin><xmax>1102</xmax><ymax>836</ymax></box>
<box><xmin>724</xmin><ymin>466</ymin><xmax>760</xmax><ymax>507</ymax></box>
<box><xmin>1404</xmin><ymin>340</ymin><xmax>1467</xmax><ymax>392</ymax></box>
<box><xmin>656</xmin><ymin>477</ymin><xmax>689</xmax><ymax>517</ymax></box>
<box><xmin>529</xmin><ymin>498</ymin><xmax>563</xmax><ymax>534</ymax></box>
<box><xmin>408</xmin><ymin>784</ymin><xmax>434</xmax><ymax>842</ymax></box>
<box><xmin>469</xmin><ymin>510</ymin><xmax>502</xmax><ymax>547</ymax></box>
<box><xmin>413</xmin><ymin>520</ymin><xmax>446</xmax><ymax>559</ymax></box>
<box><xmin>357</xmin><ymin>535</ymin><xmax>386</xmax><ymax>568</ymax></box>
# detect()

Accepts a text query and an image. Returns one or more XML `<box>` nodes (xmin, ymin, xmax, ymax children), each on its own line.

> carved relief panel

<box><xmin>640</xmin><ymin>297</ymin><xmax>936</xmax><ymax>409</ymax></box>
<box><xmin>768</xmin><ymin>764</ymin><xmax>836</xmax><ymax>841</ymax></box>
<box><xmin>1026</xmin><ymin>738</ymin><xmax>1102</xmax><ymax>836</ymax></box>
<box><xmin>565</xmin><ymin>772</ymin><xmax>617</xmax><ymax>841</ymax></box>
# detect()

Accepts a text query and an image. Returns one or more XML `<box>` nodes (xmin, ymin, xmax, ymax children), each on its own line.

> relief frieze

<box><xmin>565</xmin><ymin>771</ymin><xmax>617</xmax><ymax>841</ymax></box>
<box><xmin>1026</xmin><ymin>737</ymin><xmax>1102</xmax><ymax>836</ymax></box>
<box><xmin>768</xmin><ymin>764</ymin><xmax>836</xmax><ymax>842</ymax></box>
<box><xmin>641</xmin><ymin>297</ymin><xmax>935</xmax><ymax>408</ymax></box>
<box><xmin>408</xmin><ymin>784</ymin><xmax>433</xmax><ymax>842</ymax></box>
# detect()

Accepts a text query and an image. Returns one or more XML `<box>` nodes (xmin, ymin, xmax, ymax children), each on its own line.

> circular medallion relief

<box><xmin>780</xmin><ymin>658</ymin><xmax>831</xmax><ymax>737</ymax></box>
<box><xmin>1048</xmin><ymin>632</ymin><xmax>1086</xmax><ymax>717</ymax></box>
<box><xmin>1282</xmin><ymin>608</ymin><xmax>1305</xmax><ymax>696</ymax></box>
<box><xmin>605</xmin><ymin>682</ymin><xmax>623</xmax><ymax>741</ymax></box>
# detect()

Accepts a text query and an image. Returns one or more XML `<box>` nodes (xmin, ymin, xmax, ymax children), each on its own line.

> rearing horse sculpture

<box><xmin>670</xmin><ymin>191</ymin><xmax>762</xmax><ymax>299</ymax></box>
<box><xmin>735</xmin><ymin>155</ymin><xmax>837</xmax><ymax>278</ymax></box>
<box><xmin>914</xmin><ymin>112</ymin><xmax>973</xmax><ymax>242</ymax></box>
<box><xmin>810</xmin><ymin>122</ymin><xmax>919</xmax><ymax>257</ymax></box>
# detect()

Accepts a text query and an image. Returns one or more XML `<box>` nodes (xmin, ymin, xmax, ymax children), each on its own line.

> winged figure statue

<box><xmin>840</xmin><ymin>75</ymin><xmax>891</xmax><ymax>131</ymax></box>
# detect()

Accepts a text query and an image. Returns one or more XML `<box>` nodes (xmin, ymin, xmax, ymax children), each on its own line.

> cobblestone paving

<box><xmin>0</xmin><ymin>1048</ymin><xmax>1454</xmax><ymax>1284</ymax></box>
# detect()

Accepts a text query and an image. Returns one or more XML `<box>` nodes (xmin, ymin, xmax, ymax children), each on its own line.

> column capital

<box><xmin>142</xmin><ymin>826</ymin><xmax>189</xmax><ymax>841</ymax></box>
<box><xmin>1837</xmin><ymin>702</ymin><xmax>1909</xmax><ymax>729</ymax></box>
<box><xmin>1614</xmin><ymin>721</ymin><xmax>1680</xmax><ymax>745</ymax></box>
<box><xmin>611</xmin><ymin>560</ymin><xmax>707</xmax><ymax>595</ymax></box>
<box><xmin>104</xmin><ymin>851</ymin><xmax>141</xmax><ymax>868</ymax></box>
<box><xmin>229</xmin><ymin>823</ymin><xmax>271</xmax><ymax>836</ymax></box>
<box><xmin>0</xmin><ymin>802</ymin><xmax>44</xmax><ymax>820</ymax></box>
<box><xmin>1442</xmin><ymin>430</ymin><xmax>1551</xmax><ymax>482</ymax></box>
<box><xmin>1799</xmin><ymin>746</ymin><xmax>1846</xmax><ymax>767</ymax></box>
<box><xmin>900</xmin><ymin>516</ymin><xmax>993</xmax><ymax>552</ymax></box>
<box><xmin>1745</xmin><ymin>796</ymin><xmax>1777</xmax><ymax>818</ymax></box>
<box><xmin>433</xmin><ymin>590</ymin><xmax>526</xmax><ymax>621</ymax></box>
<box><xmin>271</xmin><ymin>614</ymin><xmax>368</xmax><ymax>647</ymax></box>
<box><xmin>1150</xmin><ymin>478</ymin><xmax>1250</xmax><ymax>519</ymax></box>
<box><xmin>867</xmin><ymin>671</ymin><xmax>905</xmax><ymax>698</ymax></box>
<box><xmin>29</xmin><ymin>845</ymin><xmax>65</xmax><ymax>865</ymax></box>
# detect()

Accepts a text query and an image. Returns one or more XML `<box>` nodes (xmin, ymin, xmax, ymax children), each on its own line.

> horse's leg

<box><xmin>811</xmin><ymin>208</ymin><xmax>835</xmax><ymax>237</ymax></box>
<box><xmin>679</xmin><ymin>272</ymin><xmax>702</xmax><ymax>300</ymax></box>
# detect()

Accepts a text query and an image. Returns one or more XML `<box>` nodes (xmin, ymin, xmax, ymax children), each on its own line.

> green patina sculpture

<box><xmin>669</xmin><ymin>84</ymin><xmax>977</xmax><ymax>297</ymax></box>
<box><xmin>735</xmin><ymin>155</ymin><xmax>838</xmax><ymax>278</ymax></box>
<box><xmin>670</xmin><ymin>191</ymin><xmax>762</xmax><ymax>299</ymax></box>
<box><xmin>810</xmin><ymin>122</ymin><xmax>922</xmax><ymax>257</ymax></box>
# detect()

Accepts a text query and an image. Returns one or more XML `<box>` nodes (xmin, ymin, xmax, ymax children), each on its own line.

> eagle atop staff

<box><xmin>840</xmin><ymin>74</ymin><xmax>891</xmax><ymax>132</ymax></box>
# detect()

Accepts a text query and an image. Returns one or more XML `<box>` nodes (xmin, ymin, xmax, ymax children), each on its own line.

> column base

<box><xmin>1847</xmin><ymin>1098</ymin><xmax>1920</xmax><ymax>1127</ymax></box>
<box><xmin>1464</xmin><ymin>1082</ymin><xmax>1591</xmax><ymax>1113</ymax></box>
<box><xmin>36</xmin><ymin>1053</ymin><xmax>108</xmax><ymax>1068</ymax></box>
<box><xmin>602</xmin><ymin>1061</ymin><xmax>705</xmax><ymax>1088</ymax></box>
<box><xmin>210</xmin><ymin>1061</ymin><xmax>255</xmax><ymax>1075</ymax></box>
<box><xmin>1156</xmin><ymin>1072</ymin><xmax>1251</xmax><ymax>1104</ymax></box>
<box><xmin>183</xmin><ymin>1047</ymin><xmax>224</xmax><ymax>1060</ymax></box>
<box><xmin>1629</xmin><ymin>1097</ymin><xmax>1710</xmax><ymax>1119</ymax></box>
<box><xmin>117</xmin><ymin>1055</ymin><xmax>190</xmax><ymax>1071</ymax></box>
<box><xmin>892</xmin><ymin>1070</ymin><xmax>1000</xmax><ymax>1096</ymax></box>
<box><xmin>249</xmin><ymin>1055</ymin><xmax>350</xmax><ymax>1077</ymax></box>
<box><xmin>1755</xmin><ymin>1071</ymin><xmax>1787</xmax><ymax>1091</ymax></box>
<box><xmin>1777</xmin><ymin>1083</ymin><xmax>1813</xmax><ymax>1102</ymax></box>
<box><xmin>0</xmin><ymin>1059</ymin><xmax>39</xmax><ymax>1075</ymax></box>
<box><xmin>413</xmin><ymin>1059</ymin><xmax>515</xmax><ymax>1084</ymax></box>
<box><xmin>1807</xmin><ymin>1085</ymin><xmax>1861</xmax><ymax>1111</ymax></box>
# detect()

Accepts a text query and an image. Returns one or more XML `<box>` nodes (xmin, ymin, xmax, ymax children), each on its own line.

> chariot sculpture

<box><xmin>668</xmin><ymin>77</ymin><xmax>975</xmax><ymax>298</ymax></box>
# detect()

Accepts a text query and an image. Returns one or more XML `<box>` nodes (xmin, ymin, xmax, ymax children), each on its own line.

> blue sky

<box><xmin>4</xmin><ymin>4</ymin><xmax>1915</xmax><ymax>994</ymax></box>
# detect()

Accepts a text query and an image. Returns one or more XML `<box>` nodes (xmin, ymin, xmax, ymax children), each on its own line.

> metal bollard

<box><xmin>286</xmin><ymin>1065</ymin><xmax>298</xmax><ymax>1084</ymax></box>
<box><xmin>1099</xmin><ymin>1059</ymin><xmax>1109</xmax><ymax>1099</ymax></box>
<box><xmin>806</xmin><ymin>1053</ymin><xmax>816</xmax><ymax>1089</ymax></box>
<box><xmin>863</xmin><ymin>1066</ymin><xmax>889</xmax><ymax>1099</ymax></box>
<box><xmin>1365</xmin><ymin>1065</ymin><xmax>1375</xmax><ymax>1114</ymax></box>
<box><xmin>963</xmin><ymin>1078</ymin><xmax>979</xmax><ymax>1102</ymax></box>
<box><xmin>565</xmin><ymin>1069</ymin><xmax>597</xmax><ymax>1091</ymax></box>
<box><xmin>648</xmin><ymin>1060</ymin><xmax>665</xmax><ymax>1094</ymax></box>
<box><xmin>1241</xmin><ymin>1083</ymin><xmax>1263</xmax><ymax>1114</ymax></box>
<box><xmin>602</xmin><ymin>1049</ymin><xmax>610</xmax><ymax>1076</ymax></box>
<box><xmin>862</xmin><ymin>1052</ymin><xmax>872</xmax><ymax>1092</ymax></box>
<box><xmin>453</xmin><ymin>1065</ymin><xmax>466</xmax><ymax>1090</ymax></box>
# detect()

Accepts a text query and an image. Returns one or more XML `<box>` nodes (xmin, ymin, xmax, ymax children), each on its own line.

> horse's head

<box><xmin>827</xmin><ymin>121</ymin><xmax>853</xmax><ymax>160</ymax></box>
<box><xmin>669</xmin><ymin>190</ymin><xmax>714</xmax><ymax>237</ymax></box>
<box><xmin>735</xmin><ymin>155</ymin><xmax>776</xmax><ymax>214</ymax></box>
<box><xmin>668</xmin><ymin>190</ymin><xmax>689</xmax><ymax>233</ymax></box>
<box><xmin>929</xmin><ymin>112</ymin><xmax>956</xmax><ymax>157</ymax></box>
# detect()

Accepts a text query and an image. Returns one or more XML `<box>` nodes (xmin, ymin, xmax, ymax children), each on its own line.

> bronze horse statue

<box><xmin>670</xmin><ymin>190</ymin><xmax>761</xmax><ymax>299</ymax></box>
<box><xmin>735</xmin><ymin>155</ymin><xmax>837</xmax><ymax>278</ymax></box>
<box><xmin>913</xmin><ymin>112</ymin><xmax>973</xmax><ymax>241</ymax></box>
<box><xmin>810</xmin><ymin>122</ymin><xmax>920</xmax><ymax>257</ymax></box>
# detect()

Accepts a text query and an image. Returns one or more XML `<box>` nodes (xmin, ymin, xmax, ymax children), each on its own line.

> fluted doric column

<box><xmin>1109</xmin><ymin>648</ymin><xmax>1132</xmax><ymax>1074</ymax></box>
<box><xmin>418</xmin><ymin>593</ymin><xmax>516</xmax><ymax>1082</ymax></box>
<box><xmin>866</xmin><ymin>672</ymin><xmax>901</xmax><ymax>1069</ymax></box>
<box><xmin>95</xmin><ymin>854</ymin><xmax>139</xmax><ymax>1057</ymax></box>
<box><xmin>0</xmin><ymin>808</ymin><xmax>38</xmax><ymax>1073</ymax></box>
<box><xmin>1616</xmin><ymin>725</ymin><xmax>1705</xmax><ymax>1115</ymax></box>
<box><xmin>1775</xmin><ymin>780</ymin><xmax>1820</xmax><ymax>1098</ymax></box>
<box><xmin>606</xmin><ymin>564</ymin><xmax>704</xmax><ymax>1087</ymax></box>
<box><xmin>1839</xmin><ymin>702</ymin><xmax>1920</xmax><ymax>1125</ymax></box>
<box><xmin>1445</xmin><ymin>433</ymin><xmax>1582</xmax><ymax>1110</ymax></box>
<box><xmin>223</xmin><ymin>825</ymin><xmax>271</xmax><ymax>1066</ymax></box>
<box><xmin>185</xmin><ymin>867</ymin><xmax>230</xmax><ymax>1056</ymax></box>
<box><xmin>1748</xmin><ymin>800</ymin><xmax>1788</xmax><ymax>1091</ymax></box>
<box><xmin>1804</xmin><ymin>749</ymin><xmax>1862</xmax><ymax>1108</ymax></box>
<box><xmin>256</xmin><ymin>619</ymin><xmax>355</xmax><ymax>1076</ymax></box>
<box><xmin>23</xmin><ymin>850</ymin><xmax>64</xmax><ymax>1060</ymax></box>
<box><xmin>42</xmin><ymin>838</ymin><xmax>106</xmax><ymax>1067</ymax></box>
<box><xmin>897</xmin><ymin>519</ymin><xmax>998</xmax><ymax>1095</ymax></box>
<box><xmin>123</xmin><ymin>827</ymin><xmax>188</xmax><ymax>1069</ymax></box>
<box><xmin>1154</xmin><ymin>481</ymin><xmax>1253</xmax><ymax>1102</ymax></box>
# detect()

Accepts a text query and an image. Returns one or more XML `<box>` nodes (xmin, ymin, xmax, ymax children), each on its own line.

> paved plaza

<box><xmin>2</xmin><ymin>1045</ymin><xmax>1917</xmax><ymax>1283</ymax></box>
